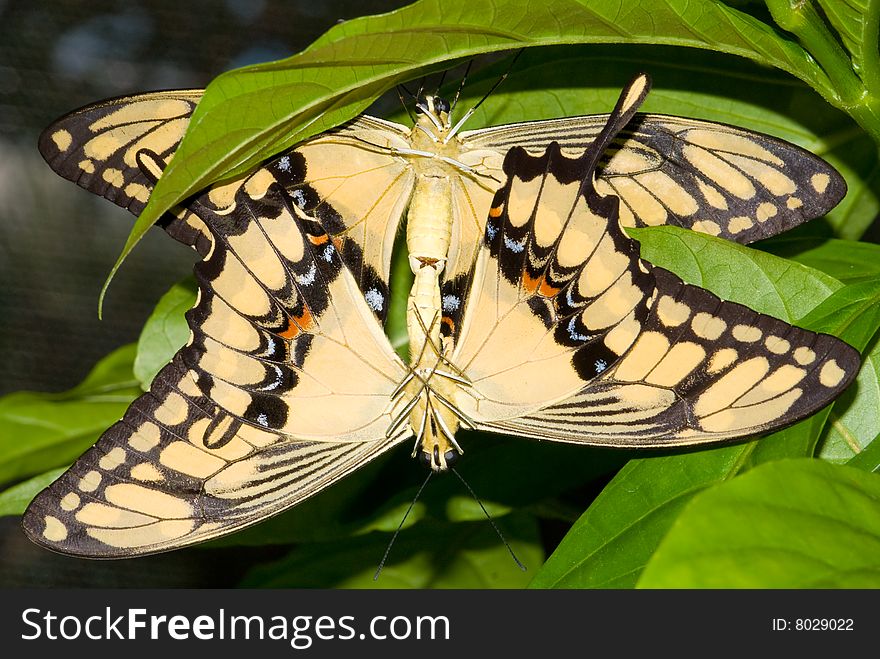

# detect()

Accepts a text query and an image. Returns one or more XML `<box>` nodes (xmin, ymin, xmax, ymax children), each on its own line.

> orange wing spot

<box><xmin>441</xmin><ymin>316</ymin><xmax>455</xmax><ymax>334</ymax></box>
<box><xmin>294</xmin><ymin>305</ymin><xmax>313</xmax><ymax>331</ymax></box>
<box><xmin>489</xmin><ymin>206</ymin><xmax>503</xmax><ymax>218</ymax></box>
<box><xmin>278</xmin><ymin>319</ymin><xmax>300</xmax><ymax>339</ymax></box>
<box><xmin>308</xmin><ymin>233</ymin><xmax>329</xmax><ymax>246</ymax></box>
<box><xmin>521</xmin><ymin>271</ymin><xmax>541</xmax><ymax>294</ymax></box>
<box><xmin>538</xmin><ymin>278</ymin><xmax>560</xmax><ymax>298</ymax></box>
<box><xmin>331</xmin><ymin>236</ymin><xmax>344</xmax><ymax>252</ymax></box>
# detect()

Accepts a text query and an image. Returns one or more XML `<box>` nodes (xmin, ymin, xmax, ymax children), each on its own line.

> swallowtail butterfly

<box><xmin>23</xmin><ymin>75</ymin><xmax>857</xmax><ymax>557</ymax></box>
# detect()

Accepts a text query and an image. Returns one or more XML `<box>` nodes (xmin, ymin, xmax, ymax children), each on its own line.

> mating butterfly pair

<box><xmin>23</xmin><ymin>73</ymin><xmax>857</xmax><ymax>557</ymax></box>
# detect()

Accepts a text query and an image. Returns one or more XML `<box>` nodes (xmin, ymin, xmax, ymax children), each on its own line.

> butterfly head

<box><xmin>414</xmin><ymin>95</ymin><xmax>452</xmax><ymax>135</ymax></box>
<box><xmin>418</xmin><ymin>444</ymin><xmax>460</xmax><ymax>472</ymax></box>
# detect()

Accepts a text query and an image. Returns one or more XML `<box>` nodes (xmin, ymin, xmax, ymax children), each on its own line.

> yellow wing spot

<box><xmin>756</xmin><ymin>202</ymin><xmax>778</xmax><ymax>222</ymax></box>
<box><xmin>691</xmin><ymin>220</ymin><xmax>721</xmax><ymax>236</ymax></box>
<box><xmin>78</xmin><ymin>159</ymin><xmax>96</xmax><ymax>174</ymax></box>
<box><xmin>692</xmin><ymin>312</ymin><xmax>727</xmax><ymax>340</ymax></box>
<box><xmin>657</xmin><ymin>296</ymin><xmax>691</xmax><ymax>327</ymax></box>
<box><xmin>603</xmin><ymin>313</ymin><xmax>641</xmax><ymax>354</ymax></box>
<box><xmin>765</xmin><ymin>335</ymin><xmax>790</xmax><ymax>354</ymax></box>
<box><xmin>60</xmin><ymin>492</ymin><xmax>81</xmax><ymax>512</ymax></box>
<box><xmin>786</xmin><ymin>197</ymin><xmax>803</xmax><ymax>210</ymax></box>
<box><xmin>131</xmin><ymin>462</ymin><xmax>164</xmax><ymax>482</ymax></box>
<box><xmin>811</xmin><ymin>173</ymin><xmax>831</xmax><ymax>194</ymax></box>
<box><xmin>621</xmin><ymin>74</ymin><xmax>649</xmax><ymax>112</ymax></box>
<box><xmin>243</xmin><ymin>168</ymin><xmax>276</xmax><ymax>200</ymax></box>
<box><xmin>707</xmin><ymin>347</ymin><xmax>738</xmax><ymax>373</ymax></box>
<box><xmin>701</xmin><ymin>388</ymin><xmax>801</xmax><ymax>433</ymax></box>
<box><xmin>793</xmin><ymin>346</ymin><xmax>816</xmax><ymax>365</ymax></box>
<box><xmin>98</xmin><ymin>446</ymin><xmax>127</xmax><ymax>471</ymax></box>
<box><xmin>153</xmin><ymin>391</ymin><xmax>189</xmax><ymax>427</ymax></box>
<box><xmin>51</xmin><ymin>129</ymin><xmax>73</xmax><ymax>152</ymax></box>
<box><xmin>728</xmin><ymin>216</ymin><xmax>754</xmax><ymax>234</ymax></box>
<box><xmin>43</xmin><ymin>516</ymin><xmax>68</xmax><ymax>542</ymax></box>
<box><xmin>695</xmin><ymin>356</ymin><xmax>770</xmax><ymax>416</ymax></box>
<box><xmin>87</xmin><ymin>519</ymin><xmax>196</xmax><ymax>548</ymax></box>
<box><xmin>695</xmin><ymin>180</ymin><xmax>728</xmax><ymax>210</ymax></box>
<box><xmin>613</xmin><ymin>331</ymin><xmax>671</xmax><ymax>381</ymax></box>
<box><xmin>124</xmin><ymin>182</ymin><xmax>151</xmax><ymax>204</ymax></box>
<box><xmin>819</xmin><ymin>359</ymin><xmax>846</xmax><ymax>388</ymax></box>
<box><xmin>755</xmin><ymin>167</ymin><xmax>796</xmax><ymax>196</ymax></box>
<box><xmin>104</xmin><ymin>483</ymin><xmax>193</xmax><ymax>518</ymax></box>
<box><xmin>682</xmin><ymin>145</ymin><xmax>755</xmax><ymax>199</ymax></box>
<box><xmin>735</xmin><ymin>364</ymin><xmax>806</xmax><ymax>406</ymax></box>
<box><xmin>160</xmin><ymin>442</ymin><xmax>226</xmax><ymax>478</ymax></box>
<box><xmin>207</xmin><ymin>179</ymin><xmax>242</xmax><ymax>212</ymax></box>
<box><xmin>78</xmin><ymin>470</ymin><xmax>102</xmax><ymax>493</ymax></box>
<box><xmin>645</xmin><ymin>342</ymin><xmax>706</xmax><ymax>387</ymax></box>
<box><xmin>732</xmin><ymin>324</ymin><xmax>762</xmax><ymax>342</ymax></box>
<box><xmin>129</xmin><ymin>421</ymin><xmax>162</xmax><ymax>452</ymax></box>
<box><xmin>76</xmin><ymin>502</ymin><xmax>155</xmax><ymax>528</ymax></box>
<box><xmin>101</xmin><ymin>167</ymin><xmax>125</xmax><ymax>188</ymax></box>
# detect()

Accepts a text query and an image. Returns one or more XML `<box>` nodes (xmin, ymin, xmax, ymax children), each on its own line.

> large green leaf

<box><xmin>113</xmin><ymin>0</ymin><xmax>840</xmax><ymax>305</ymax></box>
<box><xmin>637</xmin><ymin>458</ymin><xmax>880</xmax><ymax>588</ymax></box>
<box><xmin>0</xmin><ymin>345</ymin><xmax>140</xmax><ymax>485</ymax></box>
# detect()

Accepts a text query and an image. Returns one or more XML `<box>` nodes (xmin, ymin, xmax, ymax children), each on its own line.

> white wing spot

<box><xmin>296</xmin><ymin>263</ymin><xmax>317</xmax><ymax>286</ymax></box>
<box><xmin>291</xmin><ymin>188</ymin><xmax>307</xmax><ymax>208</ymax></box>
<box><xmin>365</xmin><ymin>288</ymin><xmax>385</xmax><ymax>312</ymax></box>
<box><xmin>504</xmin><ymin>236</ymin><xmax>525</xmax><ymax>253</ymax></box>
<box><xmin>278</xmin><ymin>156</ymin><xmax>292</xmax><ymax>173</ymax></box>
<box><xmin>256</xmin><ymin>413</ymin><xmax>270</xmax><ymax>428</ymax></box>
<box><xmin>568</xmin><ymin>318</ymin><xmax>589</xmax><ymax>342</ymax></box>
<box><xmin>442</xmin><ymin>294</ymin><xmax>460</xmax><ymax>312</ymax></box>
<box><xmin>322</xmin><ymin>245</ymin><xmax>335</xmax><ymax>262</ymax></box>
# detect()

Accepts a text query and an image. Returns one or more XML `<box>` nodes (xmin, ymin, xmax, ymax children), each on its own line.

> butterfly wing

<box><xmin>22</xmin><ymin>160</ymin><xmax>411</xmax><ymax>557</ymax></box>
<box><xmin>38</xmin><ymin>91</ymin><xmax>416</xmax><ymax>318</ymax></box>
<box><xmin>449</xmin><ymin>105</ymin><xmax>858</xmax><ymax>448</ymax></box>
<box><xmin>459</xmin><ymin>111</ymin><xmax>846</xmax><ymax>244</ymax></box>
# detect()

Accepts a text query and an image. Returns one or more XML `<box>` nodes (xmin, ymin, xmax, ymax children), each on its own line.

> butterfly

<box><xmin>23</xmin><ymin>74</ymin><xmax>859</xmax><ymax>557</ymax></box>
<box><xmin>37</xmin><ymin>73</ymin><xmax>846</xmax><ymax>365</ymax></box>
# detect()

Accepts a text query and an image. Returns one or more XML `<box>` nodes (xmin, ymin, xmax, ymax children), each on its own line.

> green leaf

<box><xmin>0</xmin><ymin>468</ymin><xmax>66</xmax><ymax>516</ymax></box>
<box><xmin>116</xmin><ymin>0</ymin><xmax>833</xmax><ymax>300</ymax></box>
<box><xmin>813</xmin><ymin>0</ymin><xmax>880</xmax><ymax>98</ymax></box>
<box><xmin>637</xmin><ymin>458</ymin><xmax>880</xmax><ymax>588</ymax></box>
<box><xmin>761</xmin><ymin>237</ymin><xmax>880</xmax><ymax>283</ymax></box>
<box><xmin>847</xmin><ymin>432</ymin><xmax>880</xmax><ymax>472</ymax></box>
<box><xmin>0</xmin><ymin>345</ymin><xmax>140</xmax><ymax>485</ymax></box>
<box><xmin>528</xmin><ymin>445</ymin><xmax>749</xmax><ymax>588</ymax></box>
<box><xmin>630</xmin><ymin>225</ymin><xmax>841</xmax><ymax>319</ymax></box>
<box><xmin>133</xmin><ymin>278</ymin><xmax>197</xmax><ymax>389</ymax></box>
<box><xmin>240</xmin><ymin>513</ymin><xmax>542</xmax><ymax>588</ymax></box>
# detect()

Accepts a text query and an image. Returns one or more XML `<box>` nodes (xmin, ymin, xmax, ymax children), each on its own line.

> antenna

<box><xmin>374</xmin><ymin>471</ymin><xmax>433</xmax><ymax>581</ymax></box>
<box><xmin>396</xmin><ymin>85</ymin><xmax>417</xmax><ymax>125</ymax></box>
<box><xmin>444</xmin><ymin>49</ymin><xmax>524</xmax><ymax>143</ymax></box>
<box><xmin>450</xmin><ymin>467</ymin><xmax>527</xmax><ymax>572</ymax></box>
<box><xmin>449</xmin><ymin>60</ymin><xmax>474</xmax><ymax>113</ymax></box>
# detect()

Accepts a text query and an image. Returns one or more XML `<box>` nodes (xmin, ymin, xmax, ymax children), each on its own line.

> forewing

<box><xmin>460</xmin><ymin>112</ymin><xmax>845</xmax><ymax>244</ymax></box>
<box><xmin>22</xmin><ymin>163</ymin><xmax>410</xmax><ymax>557</ymax></box>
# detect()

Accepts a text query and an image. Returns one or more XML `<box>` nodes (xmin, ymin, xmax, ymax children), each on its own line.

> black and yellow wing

<box><xmin>22</xmin><ymin>157</ymin><xmax>412</xmax><ymax>557</ymax></box>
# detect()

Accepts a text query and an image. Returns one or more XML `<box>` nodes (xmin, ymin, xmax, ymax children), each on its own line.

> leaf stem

<box><xmin>859</xmin><ymin>0</ymin><xmax>880</xmax><ymax>99</ymax></box>
<box><xmin>765</xmin><ymin>0</ymin><xmax>864</xmax><ymax>105</ymax></box>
